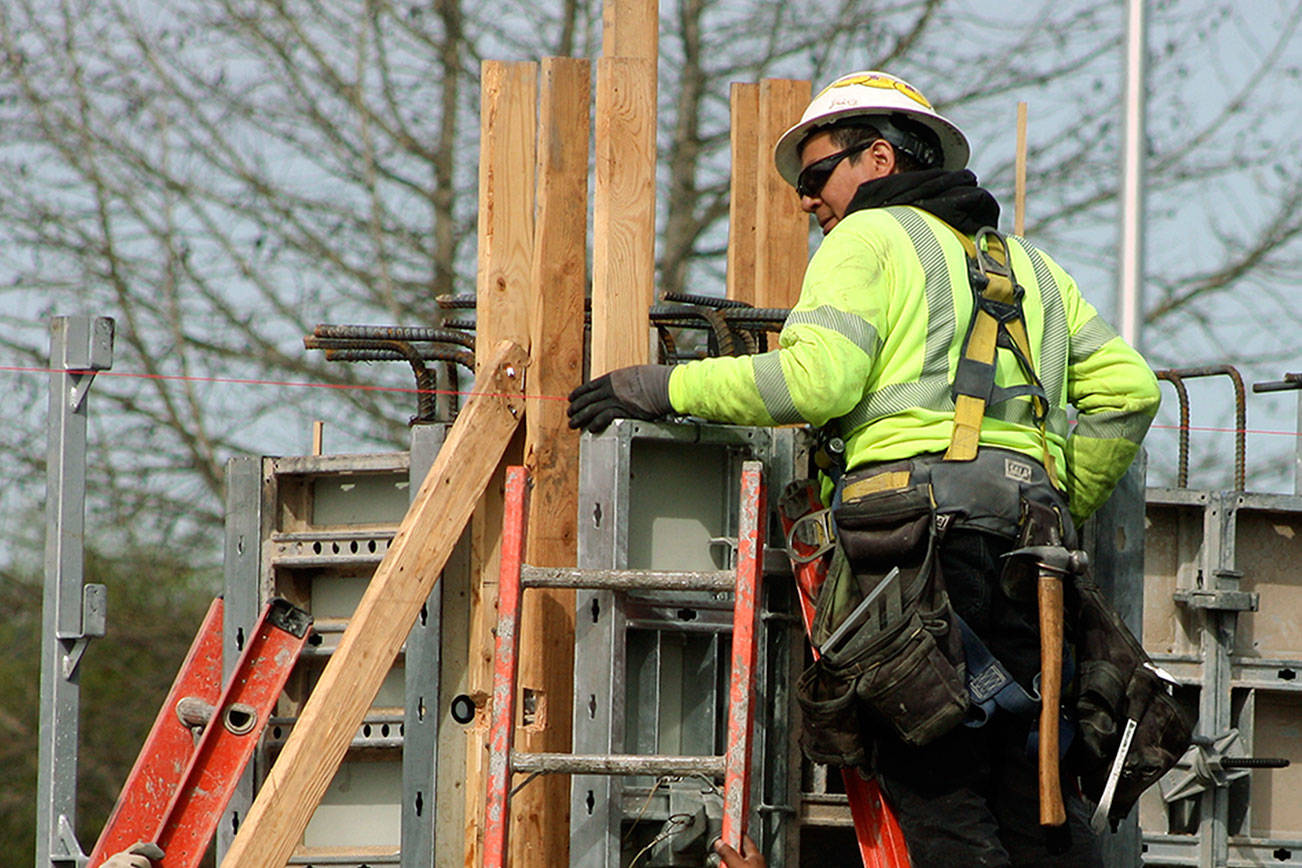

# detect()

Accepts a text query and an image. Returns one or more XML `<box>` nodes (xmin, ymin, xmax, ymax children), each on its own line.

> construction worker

<box><xmin>569</xmin><ymin>70</ymin><xmax>1160</xmax><ymax>867</ymax></box>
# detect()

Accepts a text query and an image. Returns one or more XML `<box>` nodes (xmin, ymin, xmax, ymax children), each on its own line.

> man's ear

<box><xmin>869</xmin><ymin>138</ymin><xmax>897</xmax><ymax>174</ymax></box>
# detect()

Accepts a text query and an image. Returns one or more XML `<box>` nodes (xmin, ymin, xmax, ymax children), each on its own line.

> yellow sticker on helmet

<box><xmin>817</xmin><ymin>72</ymin><xmax>933</xmax><ymax>110</ymax></box>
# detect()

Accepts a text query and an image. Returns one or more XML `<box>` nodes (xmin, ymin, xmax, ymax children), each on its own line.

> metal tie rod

<box><xmin>511</xmin><ymin>752</ymin><xmax>726</xmax><ymax>777</ymax></box>
<box><xmin>520</xmin><ymin>566</ymin><xmax>735</xmax><ymax>592</ymax></box>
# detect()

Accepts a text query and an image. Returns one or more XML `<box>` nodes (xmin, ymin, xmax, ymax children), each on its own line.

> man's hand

<box><xmin>713</xmin><ymin>834</ymin><xmax>766</xmax><ymax>867</ymax></box>
<box><xmin>567</xmin><ymin>364</ymin><xmax>674</xmax><ymax>433</ymax></box>
<box><xmin>102</xmin><ymin>842</ymin><xmax>165</xmax><ymax>868</ymax></box>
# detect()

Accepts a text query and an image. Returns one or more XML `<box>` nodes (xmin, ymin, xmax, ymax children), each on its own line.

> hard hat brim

<box><xmin>774</xmin><ymin>105</ymin><xmax>970</xmax><ymax>186</ymax></box>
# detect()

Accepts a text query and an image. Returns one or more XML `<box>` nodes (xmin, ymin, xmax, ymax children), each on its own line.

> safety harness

<box><xmin>790</xmin><ymin>219</ymin><xmax>1076</xmax><ymax>765</ymax></box>
<box><xmin>943</xmin><ymin>225</ymin><xmax>1061</xmax><ymax>489</ymax></box>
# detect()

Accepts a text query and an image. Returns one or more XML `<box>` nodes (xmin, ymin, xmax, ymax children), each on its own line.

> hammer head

<box><xmin>1004</xmin><ymin>545</ymin><xmax>1089</xmax><ymax>575</ymax></box>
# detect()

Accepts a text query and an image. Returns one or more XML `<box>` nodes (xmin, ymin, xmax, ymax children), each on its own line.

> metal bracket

<box><xmin>52</xmin><ymin>813</ymin><xmax>87</xmax><ymax>865</ymax></box>
<box><xmin>1162</xmin><ymin>731</ymin><xmax>1251</xmax><ymax>802</ymax></box>
<box><xmin>647</xmin><ymin>782</ymin><xmax>723</xmax><ymax>867</ymax></box>
<box><xmin>1172</xmin><ymin>588</ymin><xmax>1258</xmax><ymax>612</ymax></box>
<box><xmin>59</xmin><ymin>584</ymin><xmax>107</xmax><ymax>678</ymax></box>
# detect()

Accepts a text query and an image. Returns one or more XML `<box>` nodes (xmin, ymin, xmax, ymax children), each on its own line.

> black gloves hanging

<box><xmin>567</xmin><ymin>364</ymin><xmax>674</xmax><ymax>432</ymax></box>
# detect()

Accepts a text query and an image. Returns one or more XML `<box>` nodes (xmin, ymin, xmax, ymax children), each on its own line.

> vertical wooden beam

<box><xmin>602</xmin><ymin>0</ymin><xmax>658</xmax><ymax>61</ymax></box>
<box><xmin>466</xmin><ymin>59</ymin><xmax>537</xmax><ymax>868</ymax></box>
<box><xmin>508</xmin><ymin>56</ymin><xmax>590</xmax><ymax>867</ymax></box>
<box><xmin>754</xmin><ymin>78</ymin><xmax>810</xmax><ymax>311</ymax></box>
<box><xmin>477</xmin><ymin>61</ymin><xmax>538</xmax><ymax>350</ymax></box>
<box><xmin>1015</xmin><ymin>101</ymin><xmax>1028</xmax><ymax>236</ymax></box>
<box><xmin>590</xmin><ymin>55</ymin><xmax>657</xmax><ymax>375</ymax></box>
<box><xmin>218</xmin><ymin>342</ymin><xmax>528</xmax><ymax>868</ymax></box>
<box><xmin>727</xmin><ymin>82</ymin><xmax>759</xmax><ymax>305</ymax></box>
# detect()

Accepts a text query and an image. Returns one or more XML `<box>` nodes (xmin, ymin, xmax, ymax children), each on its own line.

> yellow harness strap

<box><xmin>942</xmin><ymin>225</ymin><xmax>1061</xmax><ymax>489</ymax></box>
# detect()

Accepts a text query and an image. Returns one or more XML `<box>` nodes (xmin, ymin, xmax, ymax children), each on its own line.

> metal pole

<box><xmin>1118</xmin><ymin>0</ymin><xmax>1147</xmax><ymax>351</ymax></box>
<box><xmin>35</xmin><ymin>315</ymin><xmax>114</xmax><ymax>867</ymax></box>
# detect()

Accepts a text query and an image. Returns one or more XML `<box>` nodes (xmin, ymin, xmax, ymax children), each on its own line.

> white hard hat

<box><xmin>774</xmin><ymin>71</ymin><xmax>970</xmax><ymax>186</ymax></box>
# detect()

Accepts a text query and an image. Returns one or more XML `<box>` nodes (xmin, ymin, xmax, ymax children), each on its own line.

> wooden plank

<box><xmin>508</xmin><ymin>56</ymin><xmax>590</xmax><ymax>867</ymax></box>
<box><xmin>477</xmin><ymin>60</ymin><xmax>537</xmax><ymax>348</ymax></box>
<box><xmin>465</xmin><ymin>59</ymin><xmax>537</xmax><ymax>868</ymax></box>
<box><xmin>727</xmin><ymin>82</ymin><xmax>759</xmax><ymax>305</ymax></box>
<box><xmin>602</xmin><ymin>0</ymin><xmax>658</xmax><ymax>61</ymax></box>
<box><xmin>755</xmin><ymin>78</ymin><xmax>811</xmax><ymax>311</ymax></box>
<box><xmin>590</xmin><ymin>55</ymin><xmax>657</xmax><ymax>375</ymax></box>
<box><xmin>1015</xmin><ymin>101</ymin><xmax>1028</xmax><ymax>236</ymax></box>
<box><xmin>218</xmin><ymin>340</ymin><xmax>528</xmax><ymax>868</ymax></box>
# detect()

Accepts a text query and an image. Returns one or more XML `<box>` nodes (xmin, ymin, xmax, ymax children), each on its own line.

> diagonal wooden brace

<box><xmin>219</xmin><ymin>340</ymin><xmax>528</xmax><ymax>868</ymax></box>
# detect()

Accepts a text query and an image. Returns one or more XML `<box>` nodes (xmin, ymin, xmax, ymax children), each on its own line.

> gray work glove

<box><xmin>567</xmin><ymin>364</ymin><xmax>674</xmax><ymax>433</ymax></box>
<box><xmin>102</xmin><ymin>843</ymin><xmax>165</xmax><ymax>868</ymax></box>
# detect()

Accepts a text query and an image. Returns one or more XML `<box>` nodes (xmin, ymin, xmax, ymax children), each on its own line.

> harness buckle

<box><xmin>786</xmin><ymin>508</ymin><xmax>837</xmax><ymax>563</ymax></box>
<box><xmin>973</xmin><ymin>226</ymin><xmax>1013</xmax><ymax>279</ymax></box>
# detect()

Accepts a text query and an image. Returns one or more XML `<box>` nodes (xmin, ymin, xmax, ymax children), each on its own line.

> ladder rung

<box><xmin>510</xmin><ymin>751</ymin><xmax>725</xmax><ymax>777</ymax></box>
<box><xmin>520</xmin><ymin>566</ymin><xmax>735</xmax><ymax>592</ymax></box>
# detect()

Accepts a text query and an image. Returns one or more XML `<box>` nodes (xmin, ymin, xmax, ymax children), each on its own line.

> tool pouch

<box><xmin>796</xmin><ymin>466</ymin><xmax>968</xmax><ymax>763</ymax></box>
<box><xmin>850</xmin><ymin>604</ymin><xmax>968</xmax><ymax>747</ymax></box>
<box><xmin>1068</xmin><ymin>568</ymin><xmax>1195</xmax><ymax>827</ymax></box>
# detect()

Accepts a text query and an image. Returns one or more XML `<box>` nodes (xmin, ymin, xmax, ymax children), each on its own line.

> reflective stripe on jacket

<box><xmin>667</xmin><ymin>205</ymin><xmax>1160</xmax><ymax>522</ymax></box>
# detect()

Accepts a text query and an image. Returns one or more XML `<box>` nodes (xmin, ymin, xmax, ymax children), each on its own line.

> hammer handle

<box><xmin>1038</xmin><ymin>572</ymin><xmax>1067</xmax><ymax>826</ymax></box>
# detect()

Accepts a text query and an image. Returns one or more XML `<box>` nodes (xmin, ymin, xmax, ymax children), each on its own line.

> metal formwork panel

<box><xmin>220</xmin><ymin>425</ymin><xmax>455</xmax><ymax>868</ymax></box>
<box><xmin>571</xmin><ymin>420</ymin><xmax>798</xmax><ymax>868</ymax></box>
<box><xmin>1141</xmin><ymin>487</ymin><xmax>1302</xmax><ymax>866</ymax></box>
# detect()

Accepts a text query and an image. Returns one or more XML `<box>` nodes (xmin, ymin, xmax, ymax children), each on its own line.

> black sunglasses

<box><xmin>795</xmin><ymin>141</ymin><xmax>874</xmax><ymax>199</ymax></box>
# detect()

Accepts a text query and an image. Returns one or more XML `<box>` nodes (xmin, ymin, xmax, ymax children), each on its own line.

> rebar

<box><xmin>312</xmin><ymin>324</ymin><xmax>474</xmax><ymax>349</ymax></box>
<box><xmin>1155</xmin><ymin>366</ymin><xmax>1246</xmax><ymax>490</ymax></box>
<box><xmin>305</xmin><ymin>325</ymin><xmax>477</xmax><ymax>424</ymax></box>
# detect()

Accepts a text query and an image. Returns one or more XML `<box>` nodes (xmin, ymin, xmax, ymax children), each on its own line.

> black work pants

<box><xmin>874</xmin><ymin>530</ymin><xmax>1101</xmax><ymax>868</ymax></box>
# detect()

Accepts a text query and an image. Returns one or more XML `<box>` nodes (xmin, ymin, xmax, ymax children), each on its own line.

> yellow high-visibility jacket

<box><xmin>667</xmin><ymin>205</ymin><xmax>1160</xmax><ymax>522</ymax></box>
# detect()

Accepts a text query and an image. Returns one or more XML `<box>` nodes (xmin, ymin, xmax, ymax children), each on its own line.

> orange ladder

<box><xmin>483</xmin><ymin>462</ymin><xmax>766</xmax><ymax>866</ymax></box>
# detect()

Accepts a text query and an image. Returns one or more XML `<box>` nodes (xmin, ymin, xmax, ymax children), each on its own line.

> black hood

<box><xmin>844</xmin><ymin>168</ymin><xmax>1000</xmax><ymax>234</ymax></box>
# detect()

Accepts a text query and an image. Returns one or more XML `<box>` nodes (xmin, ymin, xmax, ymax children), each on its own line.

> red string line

<box><xmin>5</xmin><ymin>364</ymin><xmax>1301</xmax><ymax>436</ymax></box>
<box><xmin>0</xmin><ymin>364</ymin><xmax>569</xmax><ymax>402</ymax></box>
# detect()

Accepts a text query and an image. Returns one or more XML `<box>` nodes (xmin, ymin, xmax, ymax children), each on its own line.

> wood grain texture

<box><xmin>602</xmin><ymin>0</ymin><xmax>658</xmax><ymax>61</ymax></box>
<box><xmin>218</xmin><ymin>340</ymin><xmax>528</xmax><ymax>868</ymax></box>
<box><xmin>590</xmin><ymin>56</ymin><xmax>656</xmax><ymax>374</ymax></box>
<box><xmin>727</xmin><ymin>82</ymin><xmax>759</xmax><ymax>305</ymax></box>
<box><xmin>755</xmin><ymin>79</ymin><xmax>810</xmax><ymax>311</ymax></box>
<box><xmin>508</xmin><ymin>56</ymin><xmax>590</xmax><ymax>867</ymax></box>
<box><xmin>476</xmin><ymin>61</ymin><xmax>537</xmax><ymax>354</ymax></box>
<box><xmin>465</xmin><ymin>60</ymin><xmax>537</xmax><ymax>867</ymax></box>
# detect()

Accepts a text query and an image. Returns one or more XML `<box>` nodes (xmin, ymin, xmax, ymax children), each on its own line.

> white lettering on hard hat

<box><xmin>814</xmin><ymin>72</ymin><xmax>933</xmax><ymax>110</ymax></box>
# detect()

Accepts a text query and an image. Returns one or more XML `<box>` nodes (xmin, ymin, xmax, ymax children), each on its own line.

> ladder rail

<box><xmin>87</xmin><ymin>598</ymin><xmax>312</xmax><ymax>868</ymax></box>
<box><xmin>87</xmin><ymin>598</ymin><xmax>225</xmax><ymax>867</ymax></box>
<box><xmin>483</xmin><ymin>467</ymin><xmax>528</xmax><ymax>867</ymax></box>
<box><xmin>721</xmin><ymin>463</ymin><xmax>765</xmax><ymax>849</ymax></box>
<box><xmin>779</xmin><ymin>481</ymin><xmax>911</xmax><ymax>868</ymax></box>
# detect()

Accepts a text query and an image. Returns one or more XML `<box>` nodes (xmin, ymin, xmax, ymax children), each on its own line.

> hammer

<box><xmin>1005</xmin><ymin>545</ymin><xmax>1088</xmax><ymax>828</ymax></box>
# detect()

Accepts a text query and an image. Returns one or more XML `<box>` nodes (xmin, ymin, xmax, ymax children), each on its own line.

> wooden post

<box><xmin>477</xmin><ymin>61</ymin><xmax>538</xmax><ymax>347</ymax></box>
<box><xmin>603</xmin><ymin>0</ymin><xmax>658</xmax><ymax>61</ymax></box>
<box><xmin>727</xmin><ymin>82</ymin><xmax>759</xmax><ymax>305</ymax></box>
<box><xmin>1015</xmin><ymin>101</ymin><xmax>1028</xmax><ymax>236</ymax></box>
<box><xmin>590</xmin><ymin>55</ymin><xmax>657</xmax><ymax>374</ymax></box>
<box><xmin>506</xmin><ymin>56</ymin><xmax>590</xmax><ymax>867</ymax></box>
<box><xmin>218</xmin><ymin>341</ymin><xmax>528</xmax><ymax>868</ymax></box>
<box><xmin>754</xmin><ymin>79</ymin><xmax>811</xmax><ymax>311</ymax></box>
<box><xmin>465</xmin><ymin>60</ymin><xmax>538</xmax><ymax>867</ymax></box>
